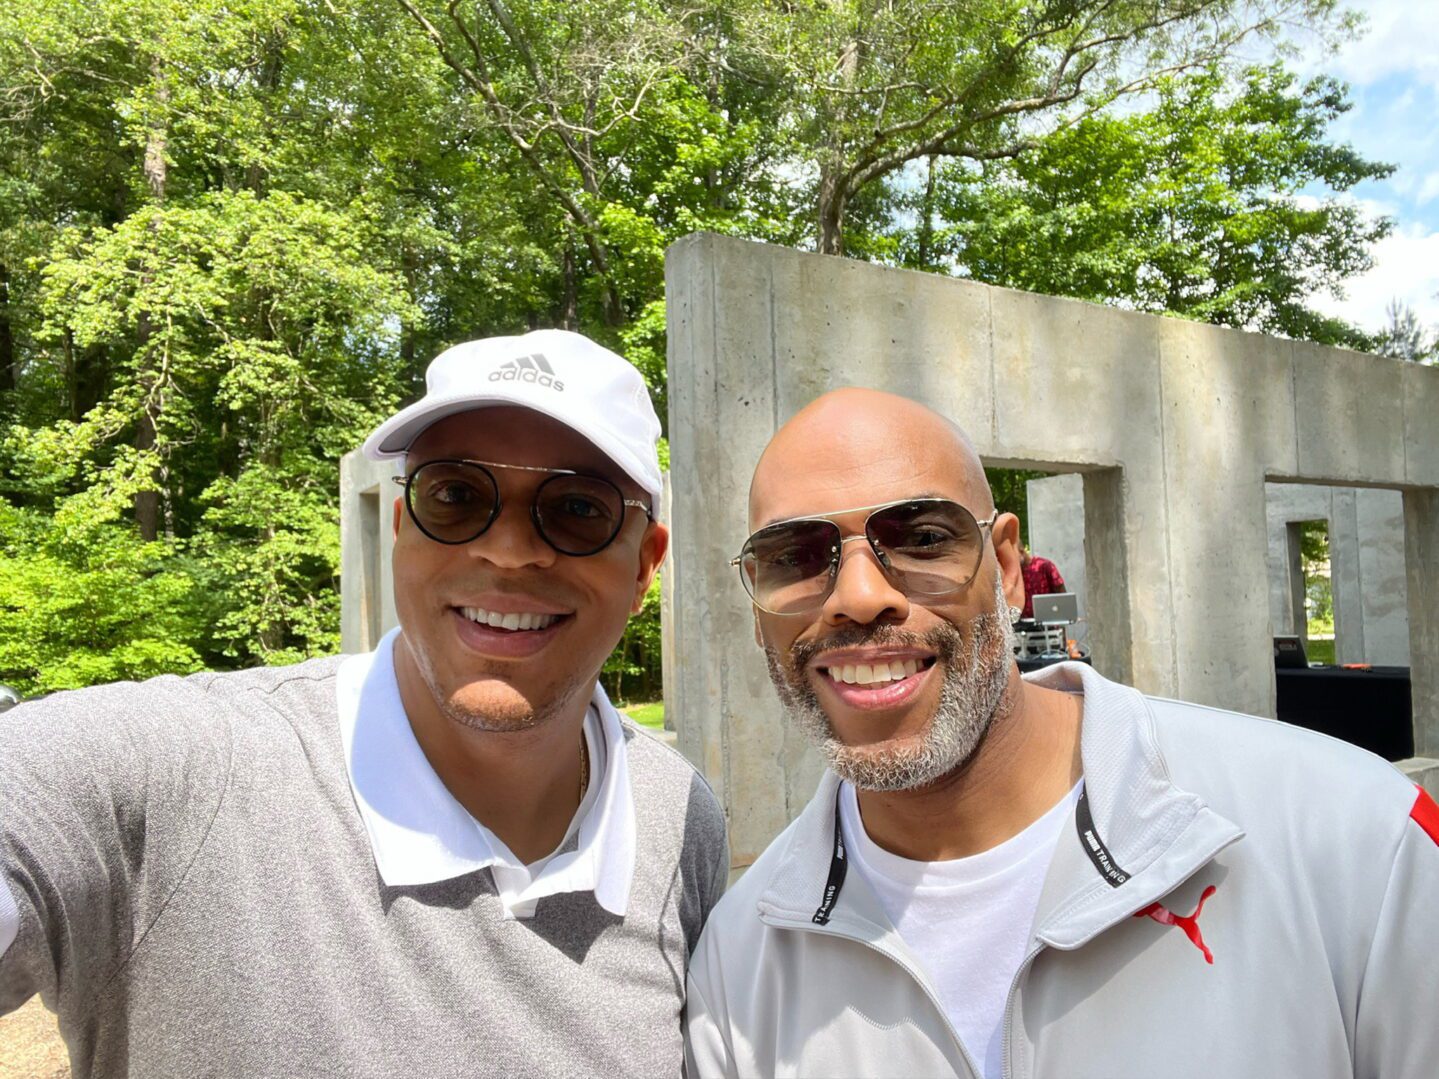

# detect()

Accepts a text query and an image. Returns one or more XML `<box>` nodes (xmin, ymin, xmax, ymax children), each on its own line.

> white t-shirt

<box><xmin>840</xmin><ymin>780</ymin><xmax>1083</xmax><ymax>1079</ymax></box>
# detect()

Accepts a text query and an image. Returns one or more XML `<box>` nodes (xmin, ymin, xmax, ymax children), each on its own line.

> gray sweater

<box><xmin>0</xmin><ymin>657</ymin><xmax>728</xmax><ymax>1078</ymax></box>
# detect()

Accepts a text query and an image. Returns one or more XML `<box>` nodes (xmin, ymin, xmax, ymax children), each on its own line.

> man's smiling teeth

<box><xmin>825</xmin><ymin>658</ymin><xmax>923</xmax><ymax>686</ymax></box>
<box><xmin>460</xmin><ymin>606</ymin><xmax>559</xmax><ymax>631</ymax></box>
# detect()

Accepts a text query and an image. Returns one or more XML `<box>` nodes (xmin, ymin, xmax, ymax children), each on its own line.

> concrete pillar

<box><xmin>1405</xmin><ymin>488</ymin><xmax>1439</xmax><ymax>757</ymax></box>
<box><xmin>1081</xmin><ymin>469</ymin><xmax>1133</xmax><ymax>687</ymax></box>
<box><xmin>987</xmin><ymin>287</ymin><xmax>1174</xmax><ymax>697</ymax></box>
<box><xmin>340</xmin><ymin>450</ymin><xmax>400</xmax><ymax>654</ymax></box>
<box><xmin>1154</xmin><ymin>320</ymin><xmax>1296</xmax><ymax>718</ymax></box>
<box><xmin>1356</xmin><ymin>488</ymin><xmax>1410</xmax><ymax>666</ymax></box>
<box><xmin>659</xmin><ymin>472</ymin><xmax>676</xmax><ymax>731</ymax></box>
<box><xmin>667</xmin><ymin>236</ymin><xmax>803</xmax><ymax>869</ymax></box>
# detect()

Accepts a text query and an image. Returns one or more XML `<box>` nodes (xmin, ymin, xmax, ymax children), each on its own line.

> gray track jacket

<box><xmin>685</xmin><ymin>662</ymin><xmax>1439</xmax><ymax>1079</ymax></box>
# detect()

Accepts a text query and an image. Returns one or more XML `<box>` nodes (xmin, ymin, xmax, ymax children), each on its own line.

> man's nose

<box><xmin>819</xmin><ymin>536</ymin><xmax>909</xmax><ymax>627</ymax></box>
<box><xmin>467</xmin><ymin>501</ymin><xmax>557</xmax><ymax>569</ymax></box>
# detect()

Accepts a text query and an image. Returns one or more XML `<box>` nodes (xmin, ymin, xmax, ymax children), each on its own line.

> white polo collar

<box><xmin>335</xmin><ymin>628</ymin><xmax>637</xmax><ymax>917</ymax></box>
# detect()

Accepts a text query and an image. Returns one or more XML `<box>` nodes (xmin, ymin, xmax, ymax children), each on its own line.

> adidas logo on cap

<box><xmin>489</xmin><ymin>353</ymin><xmax>565</xmax><ymax>391</ymax></box>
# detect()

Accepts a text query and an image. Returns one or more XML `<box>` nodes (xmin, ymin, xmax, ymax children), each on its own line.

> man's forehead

<box><xmin>749</xmin><ymin>394</ymin><xmax>991</xmax><ymax>527</ymax></box>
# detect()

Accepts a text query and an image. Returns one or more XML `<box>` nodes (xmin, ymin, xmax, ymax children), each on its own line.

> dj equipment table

<box><xmin>1274</xmin><ymin>665</ymin><xmax>1413</xmax><ymax>762</ymax></box>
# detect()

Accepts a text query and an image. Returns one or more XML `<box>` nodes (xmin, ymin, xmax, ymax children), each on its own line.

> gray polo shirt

<box><xmin>0</xmin><ymin>657</ymin><xmax>728</xmax><ymax>1078</ymax></box>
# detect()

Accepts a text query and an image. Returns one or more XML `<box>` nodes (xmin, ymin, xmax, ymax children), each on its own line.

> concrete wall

<box><xmin>340</xmin><ymin>451</ymin><xmax>400</xmax><ymax>654</ymax></box>
<box><xmin>664</xmin><ymin>233</ymin><xmax>1439</xmax><ymax>870</ymax></box>
<box><xmin>1262</xmin><ymin>485</ymin><xmax>1410</xmax><ymax>666</ymax></box>
<box><xmin>1031</xmin><ymin>479</ymin><xmax>1412</xmax><ymax>668</ymax></box>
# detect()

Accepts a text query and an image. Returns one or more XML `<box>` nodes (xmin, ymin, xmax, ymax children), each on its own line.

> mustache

<box><xmin>787</xmin><ymin>622</ymin><xmax>962</xmax><ymax>673</ymax></box>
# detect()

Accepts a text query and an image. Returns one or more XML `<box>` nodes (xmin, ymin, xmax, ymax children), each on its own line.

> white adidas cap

<box><xmin>361</xmin><ymin>329</ymin><xmax>663</xmax><ymax>504</ymax></box>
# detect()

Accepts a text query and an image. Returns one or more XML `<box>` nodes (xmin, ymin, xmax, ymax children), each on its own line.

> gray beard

<box><xmin>764</xmin><ymin>577</ymin><xmax>1016</xmax><ymax>792</ymax></box>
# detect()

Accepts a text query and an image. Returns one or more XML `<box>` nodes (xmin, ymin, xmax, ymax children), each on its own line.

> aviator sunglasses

<box><xmin>394</xmin><ymin>459</ymin><xmax>652</xmax><ymax>556</ymax></box>
<box><xmin>732</xmin><ymin>498</ymin><xmax>999</xmax><ymax>616</ymax></box>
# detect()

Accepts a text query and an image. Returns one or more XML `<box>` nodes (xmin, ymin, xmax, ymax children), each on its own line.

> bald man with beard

<box><xmin>684</xmin><ymin>389</ymin><xmax>1439</xmax><ymax>1079</ymax></box>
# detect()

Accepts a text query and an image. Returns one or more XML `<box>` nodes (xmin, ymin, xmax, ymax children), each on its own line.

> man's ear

<box><xmin>631</xmin><ymin>520</ymin><xmax>669</xmax><ymax>613</ymax></box>
<box><xmin>991</xmin><ymin>512</ymin><xmax>1025</xmax><ymax>611</ymax></box>
<box><xmin>392</xmin><ymin>496</ymin><xmax>404</xmax><ymax>539</ymax></box>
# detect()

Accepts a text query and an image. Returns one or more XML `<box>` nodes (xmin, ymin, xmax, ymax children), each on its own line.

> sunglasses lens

<box><xmin>741</xmin><ymin>519</ymin><xmax>840</xmax><ymax>614</ymax></box>
<box><xmin>867</xmin><ymin>500</ymin><xmax>984</xmax><ymax>594</ymax></box>
<box><xmin>407</xmin><ymin>462</ymin><xmax>498</xmax><ymax>542</ymax></box>
<box><xmin>535</xmin><ymin>474</ymin><xmax>627</xmax><ymax>555</ymax></box>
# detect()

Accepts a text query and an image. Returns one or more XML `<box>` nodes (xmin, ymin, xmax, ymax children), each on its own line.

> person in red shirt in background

<box><xmin>1019</xmin><ymin>543</ymin><xmax>1066</xmax><ymax>620</ymax></box>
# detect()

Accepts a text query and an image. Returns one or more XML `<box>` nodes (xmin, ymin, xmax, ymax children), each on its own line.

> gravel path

<box><xmin>0</xmin><ymin>998</ymin><xmax>67</xmax><ymax>1078</ymax></box>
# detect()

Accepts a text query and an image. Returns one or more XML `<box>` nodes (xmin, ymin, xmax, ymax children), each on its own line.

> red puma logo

<box><xmin>1135</xmin><ymin>885</ymin><xmax>1218</xmax><ymax>964</ymax></box>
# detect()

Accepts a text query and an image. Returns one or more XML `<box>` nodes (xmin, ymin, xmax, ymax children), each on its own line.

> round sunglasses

<box><xmin>732</xmin><ymin>498</ymin><xmax>999</xmax><ymax>615</ymax></box>
<box><xmin>394</xmin><ymin>459</ymin><xmax>652</xmax><ymax>556</ymax></box>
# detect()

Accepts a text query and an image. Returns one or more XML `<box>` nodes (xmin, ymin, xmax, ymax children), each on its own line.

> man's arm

<box><xmin>0</xmin><ymin>678</ymin><xmax>228</xmax><ymax>1016</ymax></box>
<box><xmin>684</xmin><ymin>949</ymin><xmax>736</xmax><ymax>1079</ymax></box>
<box><xmin>1353</xmin><ymin>787</ymin><xmax>1439</xmax><ymax>1078</ymax></box>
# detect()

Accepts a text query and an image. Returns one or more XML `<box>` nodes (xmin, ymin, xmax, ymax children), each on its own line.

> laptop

<box><xmin>1273</xmin><ymin>635</ymin><xmax>1308</xmax><ymax>669</ymax></box>
<box><xmin>1031</xmin><ymin>592</ymin><xmax>1078</xmax><ymax>626</ymax></box>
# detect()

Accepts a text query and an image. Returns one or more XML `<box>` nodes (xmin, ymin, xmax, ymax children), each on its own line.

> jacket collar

<box><xmin>1022</xmin><ymin>662</ymin><xmax>1243</xmax><ymax>949</ymax></box>
<box><xmin>754</xmin><ymin>662</ymin><xmax>1244</xmax><ymax>946</ymax></box>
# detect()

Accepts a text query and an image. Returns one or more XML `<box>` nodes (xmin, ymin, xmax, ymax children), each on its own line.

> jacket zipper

<box><xmin>1000</xmin><ymin>943</ymin><xmax>1046</xmax><ymax>1079</ymax></box>
<box><xmin>762</xmin><ymin>914</ymin><xmax>984</xmax><ymax>1079</ymax></box>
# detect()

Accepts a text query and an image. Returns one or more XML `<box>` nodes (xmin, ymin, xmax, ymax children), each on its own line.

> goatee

<box><xmin>764</xmin><ymin>577</ymin><xmax>1015</xmax><ymax>791</ymax></box>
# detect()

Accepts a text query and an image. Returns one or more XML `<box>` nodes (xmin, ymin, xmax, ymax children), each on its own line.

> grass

<box><xmin>1306</xmin><ymin>637</ymin><xmax>1336</xmax><ymax>666</ymax></box>
<box><xmin>621</xmin><ymin>700</ymin><xmax>665</xmax><ymax>729</ymax></box>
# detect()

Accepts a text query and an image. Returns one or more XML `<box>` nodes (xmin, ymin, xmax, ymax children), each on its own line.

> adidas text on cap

<box><xmin>361</xmin><ymin>329</ymin><xmax>663</xmax><ymax>504</ymax></box>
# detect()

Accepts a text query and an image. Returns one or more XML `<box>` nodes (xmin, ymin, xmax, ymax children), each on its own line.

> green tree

<box><xmin>1375</xmin><ymin>299</ymin><xmax>1437</xmax><ymax>363</ymax></box>
<box><xmin>725</xmin><ymin>0</ymin><xmax>1352</xmax><ymax>255</ymax></box>
<box><xmin>0</xmin><ymin>0</ymin><xmax>1394</xmax><ymax>698</ymax></box>
<box><xmin>905</xmin><ymin>64</ymin><xmax>1390</xmax><ymax>346</ymax></box>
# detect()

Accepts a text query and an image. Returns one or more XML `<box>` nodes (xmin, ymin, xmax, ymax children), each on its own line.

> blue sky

<box><xmin>1297</xmin><ymin>0</ymin><xmax>1439</xmax><ymax>334</ymax></box>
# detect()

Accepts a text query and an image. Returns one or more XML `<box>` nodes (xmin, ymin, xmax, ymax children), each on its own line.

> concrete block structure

<box><xmin>1027</xmin><ymin>478</ymin><xmax>1411</xmax><ymax>668</ymax></box>
<box><xmin>340</xmin><ymin>452</ymin><xmax>401</xmax><ymax>654</ymax></box>
<box><xmin>663</xmin><ymin>233</ymin><xmax>1439</xmax><ymax>870</ymax></box>
<box><xmin>1263</xmin><ymin>485</ymin><xmax>1410</xmax><ymax>666</ymax></box>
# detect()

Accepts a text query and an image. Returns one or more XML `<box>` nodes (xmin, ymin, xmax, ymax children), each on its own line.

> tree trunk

<box><xmin>561</xmin><ymin>238</ymin><xmax>578</xmax><ymax>330</ymax></box>
<box><xmin>916</xmin><ymin>156</ymin><xmax>937</xmax><ymax>269</ymax></box>
<box><xmin>0</xmin><ymin>263</ymin><xmax>14</xmax><ymax>396</ymax></box>
<box><xmin>135</xmin><ymin>58</ymin><xmax>168</xmax><ymax>543</ymax></box>
<box><xmin>816</xmin><ymin>34</ymin><xmax>863</xmax><ymax>256</ymax></box>
<box><xmin>817</xmin><ymin>169</ymin><xmax>847</xmax><ymax>256</ymax></box>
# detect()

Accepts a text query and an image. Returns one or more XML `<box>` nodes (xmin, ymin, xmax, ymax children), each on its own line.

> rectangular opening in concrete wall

<box><xmin>1293</xmin><ymin>520</ymin><xmax>1335</xmax><ymax>664</ymax></box>
<box><xmin>1264</xmin><ymin>482</ymin><xmax>1414</xmax><ymax>762</ymax></box>
<box><xmin>991</xmin><ymin>467</ymin><xmax>1093</xmax><ymax>666</ymax></box>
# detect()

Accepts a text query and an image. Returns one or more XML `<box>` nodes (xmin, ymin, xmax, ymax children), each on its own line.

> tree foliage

<box><xmin>901</xmin><ymin>64</ymin><xmax>1392</xmax><ymax>346</ymax></box>
<box><xmin>0</xmin><ymin>0</ymin><xmax>1397</xmax><ymax>697</ymax></box>
<box><xmin>1375</xmin><ymin>300</ymin><xmax>1437</xmax><ymax>364</ymax></box>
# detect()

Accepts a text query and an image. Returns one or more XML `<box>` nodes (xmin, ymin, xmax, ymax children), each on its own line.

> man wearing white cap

<box><xmin>0</xmin><ymin>331</ymin><xmax>728</xmax><ymax>1077</ymax></box>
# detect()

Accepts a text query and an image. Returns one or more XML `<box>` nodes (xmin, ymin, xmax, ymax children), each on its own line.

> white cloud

<box><xmin>1417</xmin><ymin>171</ymin><xmax>1439</xmax><ymax>206</ymax></box>
<box><xmin>1323</xmin><ymin>1</ymin><xmax>1439</xmax><ymax>90</ymax></box>
<box><xmin>1311</xmin><ymin>221</ymin><xmax>1439</xmax><ymax>333</ymax></box>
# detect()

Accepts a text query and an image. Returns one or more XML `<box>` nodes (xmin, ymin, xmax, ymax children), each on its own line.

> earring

<box><xmin>1008</xmin><ymin>605</ymin><xmax>1022</xmax><ymax>624</ymax></box>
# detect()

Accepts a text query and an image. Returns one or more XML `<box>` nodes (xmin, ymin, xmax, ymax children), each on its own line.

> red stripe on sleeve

<box><xmin>1411</xmin><ymin>787</ymin><xmax>1439</xmax><ymax>847</ymax></box>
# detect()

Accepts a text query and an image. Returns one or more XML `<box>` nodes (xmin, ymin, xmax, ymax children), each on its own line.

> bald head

<box><xmin>750</xmin><ymin>388</ymin><xmax>993</xmax><ymax>527</ymax></box>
